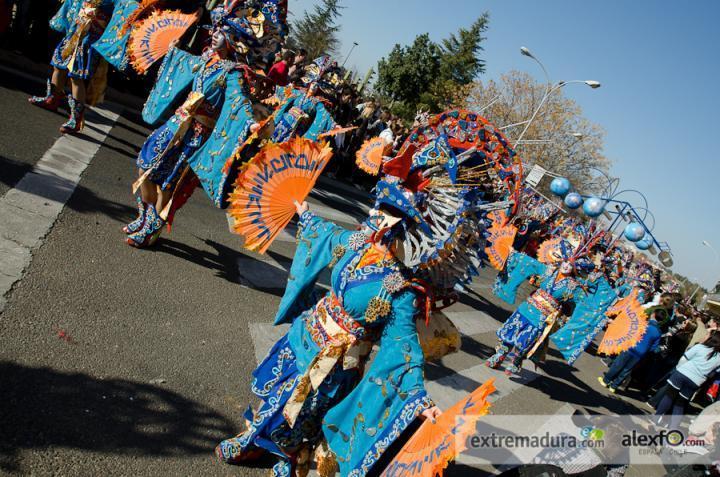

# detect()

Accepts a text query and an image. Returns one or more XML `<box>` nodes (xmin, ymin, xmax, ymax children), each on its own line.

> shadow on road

<box><xmin>0</xmin><ymin>155</ymin><xmax>33</xmax><ymax>191</ymax></box>
<box><xmin>0</xmin><ymin>361</ymin><xmax>234</xmax><ymax>473</ymax></box>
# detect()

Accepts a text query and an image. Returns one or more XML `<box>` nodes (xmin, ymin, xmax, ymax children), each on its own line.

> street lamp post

<box><xmin>342</xmin><ymin>42</ymin><xmax>359</xmax><ymax>68</ymax></box>
<box><xmin>513</xmin><ymin>79</ymin><xmax>600</xmax><ymax>146</ymax></box>
<box><xmin>514</xmin><ymin>47</ymin><xmax>600</xmax><ymax>147</ymax></box>
<box><xmin>702</xmin><ymin>240</ymin><xmax>720</xmax><ymax>293</ymax></box>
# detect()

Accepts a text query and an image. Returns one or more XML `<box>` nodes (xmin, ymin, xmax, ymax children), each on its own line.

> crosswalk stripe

<box><xmin>0</xmin><ymin>105</ymin><xmax>120</xmax><ymax>312</ymax></box>
<box><xmin>308</xmin><ymin>200</ymin><xmax>363</xmax><ymax>225</ymax></box>
<box><xmin>426</xmin><ymin>362</ymin><xmax>544</xmax><ymax>409</ymax></box>
<box><xmin>443</xmin><ymin>310</ymin><xmax>501</xmax><ymax>336</ymax></box>
<box><xmin>249</xmin><ymin>322</ymin><xmax>289</xmax><ymax>364</ymax></box>
<box><xmin>236</xmin><ymin>254</ymin><xmax>289</xmax><ymax>289</ymax></box>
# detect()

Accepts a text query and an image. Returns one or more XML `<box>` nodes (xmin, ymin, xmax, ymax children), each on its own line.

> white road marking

<box><xmin>249</xmin><ymin>322</ymin><xmax>289</xmax><ymax>364</ymax></box>
<box><xmin>426</xmin><ymin>362</ymin><xmax>545</xmax><ymax>410</ymax></box>
<box><xmin>236</xmin><ymin>254</ymin><xmax>288</xmax><ymax>289</ymax></box>
<box><xmin>0</xmin><ymin>105</ymin><xmax>120</xmax><ymax>311</ymax></box>
<box><xmin>309</xmin><ymin>200</ymin><xmax>363</xmax><ymax>225</ymax></box>
<box><xmin>444</xmin><ymin>310</ymin><xmax>501</xmax><ymax>336</ymax></box>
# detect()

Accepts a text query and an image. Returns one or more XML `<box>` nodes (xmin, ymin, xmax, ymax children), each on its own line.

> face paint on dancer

<box><xmin>211</xmin><ymin>28</ymin><xmax>228</xmax><ymax>54</ymax></box>
<box><xmin>559</xmin><ymin>261</ymin><xmax>574</xmax><ymax>275</ymax></box>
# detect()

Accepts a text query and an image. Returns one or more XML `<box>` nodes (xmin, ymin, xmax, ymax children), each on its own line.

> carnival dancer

<box><xmin>216</xmin><ymin>110</ymin><xmax>522</xmax><ymax>476</ymax></box>
<box><xmin>268</xmin><ymin>55</ymin><xmax>341</xmax><ymax>143</ymax></box>
<box><xmin>28</xmin><ymin>0</ymin><xmax>118</xmax><ymax>133</ymax></box>
<box><xmin>215</xmin><ymin>201</ymin><xmax>441</xmax><ymax>476</ymax></box>
<box><xmin>123</xmin><ymin>0</ymin><xmax>286</xmax><ymax>248</ymax></box>
<box><xmin>488</xmin><ymin>247</ymin><xmax>583</xmax><ymax>375</ymax></box>
<box><xmin>550</xmin><ymin>254</ymin><xmax>620</xmax><ymax>365</ymax></box>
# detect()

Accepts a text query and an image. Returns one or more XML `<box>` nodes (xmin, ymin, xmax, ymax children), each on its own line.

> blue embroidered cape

<box><xmin>92</xmin><ymin>0</ymin><xmax>139</xmax><ymax>71</ymax></box>
<box><xmin>550</xmin><ymin>276</ymin><xmax>618</xmax><ymax>364</ymax></box>
<box><xmin>272</xmin><ymin>213</ymin><xmax>433</xmax><ymax>476</ymax></box>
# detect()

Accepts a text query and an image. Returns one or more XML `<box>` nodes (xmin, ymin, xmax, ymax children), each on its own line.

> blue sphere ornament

<box><xmin>624</xmin><ymin>223</ymin><xmax>646</xmax><ymax>242</ymax></box>
<box><xmin>635</xmin><ymin>237</ymin><xmax>652</xmax><ymax>250</ymax></box>
<box><xmin>582</xmin><ymin>197</ymin><xmax>605</xmax><ymax>217</ymax></box>
<box><xmin>564</xmin><ymin>192</ymin><xmax>584</xmax><ymax>209</ymax></box>
<box><xmin>550</xmin><ymin>177</ymin><xmax>571</xmax><ymax>197</ymax></box>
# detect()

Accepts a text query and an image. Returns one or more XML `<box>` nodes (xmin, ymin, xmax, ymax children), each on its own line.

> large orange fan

<box><xmin>598</xmin><ymin>289</ymin><xmax>647</xmax><ymax>355</ymax></box>
<box><xmin>485</xmin><ymin>223</ymin><xmax>517</xmax><ymax>270</ymax></box>
<box><xmin>381</xmin><ymin>380</ymin><xmax>496</xmax><ymax>477</ymax></box>
<box><xmin>356</xmin><ymin>136</ymin><xmax>390</xmax><ymax>175</ymax></box>
<box><xmin>487</xmin><ymin>210</ymin><xmax>507</xmax><ymax>229</ymax></box>
<box><xmin>537</xmin><ymin>237</ymin><xmax>564</xmax><ymax>264</ymax></box>
<box><xmin>318</xmin><ymin>126</ymin><xmax>358</xmax><ymax>138</ymax></box>
<box><xmin>228</xmin><ymin>138</ymin><xmax>333</xmax><ymax>254</ymax></box>
<box><xmin>128</xmin><ymin>9</ymin><xmax>200</xmax><ymax>74</ymax></box>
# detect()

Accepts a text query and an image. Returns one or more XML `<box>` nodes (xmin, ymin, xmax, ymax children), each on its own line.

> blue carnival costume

<box><xmin>124</xmin><ymin>0</ymin><xmax>286</xmax><ymax>248</ymax></box>
<box><xmin>216</xmin><ymin>109</ymin><xmax>522</xmax><ymax>476</ymax></box>
<box><xmin>30</xmin><ymin>0</ymin><xmax>120</xmax><ymax>132</ymax></box>
<box><xmin>269</xmin><ymin>56</ymin><xmax>341</xmax><ymax>143</ymax></box>
<box><xmin>50</xmin><ymin>0</ymin><xmax>115</xmax><ymax>79</ymax></box>
<box><xmin>489</xmin><ymin>252</ymin><xmax>581</xmax><ymax>374</ymax></box>
<box><xmin>217</xmin><ymin>212</ymin><xmax>431</xmax><ymax>476</ymax></box>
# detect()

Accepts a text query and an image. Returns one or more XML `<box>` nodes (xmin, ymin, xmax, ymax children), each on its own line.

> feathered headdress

<box><xmin>210</xmin><ymin>0</ymin><xmax>287</xmax><ymax>68</ymax></box>
<box><xmin>370</xmin><ymin>109</ymin><xmax>523</xmax><ymax>300</ymax></box>
<box><xmin>300</xmin><ymin>55</ymin><xmax>342</xmax><ymax>97</ymax></box>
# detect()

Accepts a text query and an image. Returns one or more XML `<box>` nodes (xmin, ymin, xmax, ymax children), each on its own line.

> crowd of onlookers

<box><xmin>600</xmin><ymin>289</ymin><xmax>720</xmax><ymax>430</ymax></box>
<box><xmin>264</xmin><ymin>46</ymin><xmax>414</xmax><ymax>191</ymax></box>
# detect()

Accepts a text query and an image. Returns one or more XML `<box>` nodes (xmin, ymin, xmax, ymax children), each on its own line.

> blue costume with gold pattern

<box><xmin>490</xmin><ymin>252</ymin><xmax>581</xmax><ymax>373</ymax></box>
<box><xmin>217</xmin><ymin>211</ymin><xmax>432</xmax><ymax>477</ymax></box>
<box><xmin>139</xmin><ymin>47</ymin><xmax>256</xmax><ymax>204</ymax></box>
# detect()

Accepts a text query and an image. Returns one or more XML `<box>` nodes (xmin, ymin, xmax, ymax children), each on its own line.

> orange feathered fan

<box><xmin>128</xmin><ymin>9</ymin><xmax>200</xmax><ymax>74</ymax></box>
<box><xmin>356</xmin><ymin>136</ymin><xmax>390</xmax><ymax>175</ymax></box>
<box><xmin>318</xmin><ymin>126</ymin><xmax>358</xmax><ymax>138</ymax></box>
<box><xmin>381</xmin><ymin>380</ymin><xmax>496</xmax><ymax>477</ymax></box>
<box><xmin>537</xmin><ymin>237</ymin><xmax>564</xmax><ymax>264</ymax></box>
<box><xmin>228</xmin><ymin>138</ymin><xmax>333</xmax><ymax>254</ymax></box>
<box><xmin>598</xmin><ymin>289</ymin><xmax>647</xmax><ymax>355</ymax></box>
<box><xmin>485</xmin><ymin>223</ymin><xmax>517</xmax><ymax>270</ymax></box>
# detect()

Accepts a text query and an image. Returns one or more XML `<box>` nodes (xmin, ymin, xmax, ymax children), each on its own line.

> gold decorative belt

<box><xmin>526</xmin><ymin>288</ymin><xmax>560</xmax><ymax>316</ymax></box>
<box><xmin>284</xmin><ymin>293</ymin><xmax>371</xmax><ymax>428</ymax></box>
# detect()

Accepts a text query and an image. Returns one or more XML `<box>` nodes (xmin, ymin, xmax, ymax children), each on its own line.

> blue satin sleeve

<box><xmin>493</xmin><ymin>251</ymin><xmax>546</xmax><ymax>304</ymax></box>
<box><xmin>186</xmin><ymin>70</ymin><xmax>256</xmax><ymax>207</ymax></box>
<box><xmin>50</xmin><ymin>0</ymin><xmax>83</xmax><ymax>33</ymax></box>
<box><xmin>92</xmin><ymin>0</ymin><xmax>139</xmax><ymax>71</ymax></box>
<box><xmin>323</xmin><ymin>290</ymin><xmax>433</xmax><ymax>476</ymax></box>
<box><xmin>274</xmin><ymin>212</ymin><xmax>352</xmax><ymax>325</ymax></box>
<box><xmin>142</xmin><ymin>47</ymin><xmax>202</xmax><ymax>126</ymax></box>
<box><xmin>303</xmin><ymin>101</ymin><xmax>337</xmax><ymax>140</ymax></box>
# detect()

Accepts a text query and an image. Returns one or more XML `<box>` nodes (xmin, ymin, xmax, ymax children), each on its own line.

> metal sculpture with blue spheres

<box><xmin>564</xmin><ymin>192</ymin><xmax>584</xmax><ymax>209</ymax></box>
<box><xmin>550</xmin><ymin>177</ymin><xmax>571</xmax><ymax>197</ymax></box>
<box><xmin>624</xmin><ymin>222</ymin><xmax>646</xmax><ymax>242</ymax></box>
<box><xmin>582</xmin><ymin>196</ymin><xmax>605</xmax><ymax>218</ymax></box>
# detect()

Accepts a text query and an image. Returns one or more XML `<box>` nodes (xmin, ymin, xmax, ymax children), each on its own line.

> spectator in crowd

<box><xmin>688</xmin><ymin>314</ymin><xmax>719</xmax><ymax>349</ymax></box>
<box><xmin>655</xmin><ymin>331</ymin><xmax>720</xmax><ymax>429</ymax></box>
<box><xmin>267</xmin><ymin>49</ymin><xmax>294</xmax><ymax>86</ymax></box>
<box><xmin>288</xmin><ymin>47</ymin><xmax>307</xmax><ymax>82</ymax></box>
<box><xmin>598</xmin><ymin>317</ymin><xmax>663</xmax><ymax>393</ymax></box>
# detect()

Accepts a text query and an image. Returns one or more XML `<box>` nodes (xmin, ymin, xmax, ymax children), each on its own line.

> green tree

<box><xmin>287</xmin><ymin>0</ymin><xmax>343</xmax><ymax>59</ymax></box>
<box><xmin>439</xmin><ymin>15</ymin><xmax>489</xmax><ymax>84</ymax></box>
<box><xmin>375</xmin><ymin>15</ymin><xmax>489</xmax><ymax>120</ymax></box>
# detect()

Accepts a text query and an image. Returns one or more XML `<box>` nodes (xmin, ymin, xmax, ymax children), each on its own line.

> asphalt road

<box><xmin>0</xmin><ymin>69</ymin><xmax>663</xmax><ymax>477</ymax></box>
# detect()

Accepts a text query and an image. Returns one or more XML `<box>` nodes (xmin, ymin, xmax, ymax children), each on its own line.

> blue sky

<box><xmin>293</xmin><ymin>0</ymin><xmax>720</xmax><ymax>290</ymax></box>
